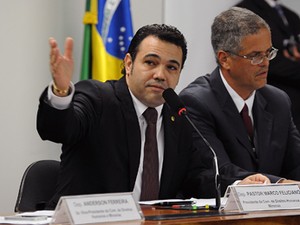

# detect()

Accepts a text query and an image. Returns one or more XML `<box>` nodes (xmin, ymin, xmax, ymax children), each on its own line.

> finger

<box><xmin>264</xmin><ymin>179</ymin><xmax>271</xmax><ymax>184</ymax></box>
<box><xmin>49</xmin><ymin>39</ymin><xmax>61</xmax><ymax>65</ymax></box>
<box><xmin>283</xmin><ymin>49</ymin><xmax>296</xmax><ymax>61</ymax></box>
<box><xmin>293</xmin><ymin>47</ymin><xmax>300</xmax><ymax>58</ymax></box>
<box><xmin>247</xmin><ymin>180</ymin><xmax>266</xmax><ymax>184</ymax></box>
<box><xmin>292</xmin><ymin>46</ymin><xmax>299</xmax><ymax>57</ymax></box>
<box><xmin>64</xmin><ymin>37</ymin><xmax>74</xmax><ymax>60</ymax></box>
<box><xmin>255</xmin><ymin>175</ymin><xmax>270</xmax><ymax>184</ymax></box>
<box><xmin>50</xmin><ymin>48</ymin><xmax>57</xmax><ymax>64</ymax></box>
<box><xmin>49</xmin><ymin>37</ymin><xmax>57</xmax><ymax>48</ymax></box>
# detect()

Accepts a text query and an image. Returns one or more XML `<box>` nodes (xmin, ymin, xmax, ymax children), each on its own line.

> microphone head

<box><xmin>162</xmin><ymin>88</ymin><xmax>186</xmax><ymax>116</ymax></box>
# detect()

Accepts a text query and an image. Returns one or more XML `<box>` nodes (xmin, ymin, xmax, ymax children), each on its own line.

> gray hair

<box><xmin>211</xmin><ymin>7</ymin><xmax>270</xmax><ymax>63</ymax></box>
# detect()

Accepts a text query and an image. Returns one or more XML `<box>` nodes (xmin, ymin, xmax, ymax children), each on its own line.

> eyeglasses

<box><xmin>226</xmin><ymin>47</ymin><xmax>278</xmax><ymax>65</ymax></box>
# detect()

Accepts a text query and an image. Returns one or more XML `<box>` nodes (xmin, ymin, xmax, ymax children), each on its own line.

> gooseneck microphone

<box><xmin>163</xmin><ymin>88</ymin><xmax>221</xmax><ymax>210</ymax></box>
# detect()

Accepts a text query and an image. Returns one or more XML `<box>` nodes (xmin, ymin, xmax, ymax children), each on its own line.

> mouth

<box><xmin>148</xmin><ymin>85</ymin><xmax>166</xmax><ymax>92</ymax></box>
<box><xmin>256</xmin><ymin>70</ymin><xmax>268</xmax><ymax>77</ymax></box>
<box><xmin>146</xmin><ymin>82</ymin><xmax>168</xmax><ymax>92</ymax></box>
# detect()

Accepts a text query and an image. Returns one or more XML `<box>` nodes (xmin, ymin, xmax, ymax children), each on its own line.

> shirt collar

<box><xmin>265</xmin><ymin>0</ymin><xmax>280</xmax><ymax>7</ymax></box>
<box><xmin>219</xmin><ymin>69</ymin><xmax>255</xmax><ymax>113</ymax></box>
<box><xmin>129</xmin><ymin>89</ymin><xmax>163</xmax><ymax>119</ymax></box>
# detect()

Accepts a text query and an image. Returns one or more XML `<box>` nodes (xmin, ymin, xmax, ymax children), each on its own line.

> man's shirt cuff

<box><xmin>47</xmin><ymin>81</ymin><xmax>75</xmax><ymax>110</ymax></box>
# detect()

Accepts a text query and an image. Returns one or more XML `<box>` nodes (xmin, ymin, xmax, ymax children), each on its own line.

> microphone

<box><xmin>163</xmin><ymin>88</ymin><xmax>221</xmax><ymax>210</ymax></box>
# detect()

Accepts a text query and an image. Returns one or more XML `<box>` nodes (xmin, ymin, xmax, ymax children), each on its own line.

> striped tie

<box><xmin>140</xmin><ymin>107</ymin><xmax>159</xmax><ymax>201</ymax></box>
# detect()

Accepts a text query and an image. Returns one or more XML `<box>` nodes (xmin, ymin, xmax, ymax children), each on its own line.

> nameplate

<box><xmin>222</xmin><ymin>183</ymin><xmax>300</xmax><ymax>212</ymax></box>
<box><xmin>51</xmin><ymin>192</ymin><xmax>144</xmax><ymax>224</ymax></box>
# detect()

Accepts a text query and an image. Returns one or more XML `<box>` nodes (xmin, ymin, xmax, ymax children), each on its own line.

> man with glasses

<box><xmin>225</xmin><ymin>47</ymin><xmax>278</xmax><ymax>65</ymax></box>
<box><xmin>236</xmin><ymin>0</ymin><xmax>300</xmax><ymax>136</ymax></box>
<box><xmin>179</xmin><ymin>7</ymin><xmax>300</xmax><ymax>198</ymax></box>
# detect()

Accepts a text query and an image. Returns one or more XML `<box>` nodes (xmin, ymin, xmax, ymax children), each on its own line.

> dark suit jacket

<box><xmin>179</xmin><ymin>68</ymin><xmax>300</xmax><ymax>197</ymax></box>
<box><xmin>37</xmin><ymin>77</ymin><xmax>206</xmax><ymax>209</ymax></box>
<box><xmin>236</xmin><ymin>0</ymin><xmax>300</xmax><ymax>130</ymax></box>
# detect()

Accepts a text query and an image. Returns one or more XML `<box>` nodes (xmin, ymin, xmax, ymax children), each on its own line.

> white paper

<box><xmin>0</xmin><ymin>216</ymin><xmax>51</xmax><ymax>224</ymax></box>
<box><xmin>20</xmin><ymin>210</ymin><xmax>54</xmax><ymax>217</ymax></box>
<box><xmin>139</xmin><ymin>198</ymin><xmax>193</xmax><ymax>205</ymax></box>
<box><xmin>139</xmin><ymin>197</ymin><xmax>227</xmax><ymax>207</ymax></box>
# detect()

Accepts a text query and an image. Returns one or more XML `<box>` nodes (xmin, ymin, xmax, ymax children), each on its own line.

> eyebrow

<box><xmin>249</xmin><ymin>46</ymin><xmax>273</xmax><ymax>55</ymax></box>
<box><xmin>144</xmin><ymin>53</ymin><xmax>181</xmax><ymax>68</ymax></box>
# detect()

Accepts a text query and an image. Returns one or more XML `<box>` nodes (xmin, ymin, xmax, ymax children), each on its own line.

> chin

<box><xmin>148</xmin><ymin>100</ymin><xmax>164</xmax><ymax>108</ymax></box>
<box><xmin>255</xmin><ymin>82</ymin><xmax>267</xmax><ymax>90</ymax></box>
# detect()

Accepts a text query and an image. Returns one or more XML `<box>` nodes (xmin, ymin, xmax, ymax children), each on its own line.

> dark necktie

<box><xmin>240</xmin><ymin>103</ymin><xmax>254</xmax><ymax>142</ymax></box>
<box><xmin>140</xmin><ymin>107</ymin><xmax>159</xmax><ymax>201</ymax></box>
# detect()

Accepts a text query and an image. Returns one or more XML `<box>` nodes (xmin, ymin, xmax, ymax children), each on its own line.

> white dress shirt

<box><xmin>129</xmin><ymin>90</ymin><xmax>164</xmax><ymax>201</ymax></box>
<box><xmin>264</xmin><ymin>0</ymin><xmax>279</xmax><ymax>8</ymax></box>
<box><xmin>220</xmin><ymin>70</ymin><xmax>255</xmax><ymax>122</ymax></box>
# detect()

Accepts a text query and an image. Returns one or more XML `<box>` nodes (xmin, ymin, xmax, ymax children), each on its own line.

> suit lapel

<box><xmin>115</xmin><ymin>77</ymin><xmax>141</xmax><ymax>190</ymax></box>
<box><xmin>159</xmin><ymin>105</ymin><xmax>180</xmax><ymax>196</ymax></box>
<box><xmin>253</xmin><ymin>91</ymin><xmax>273</xmax><ymax>160</ymax></box>
<box><xmin>222</xmin><ymin>100</ymin><xmax>253</xmax><ymax>151</ymax></box>
<box><xmin>210</xmin><ymin>69</ymin><xmax>256</xmax><ymax>158</ymax></box>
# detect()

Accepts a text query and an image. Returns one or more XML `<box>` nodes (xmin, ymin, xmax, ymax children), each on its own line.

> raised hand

<box><xmin>49</xmin><ymin>37</ymin><xmax>74</xmax><ymax>96</ymax></box>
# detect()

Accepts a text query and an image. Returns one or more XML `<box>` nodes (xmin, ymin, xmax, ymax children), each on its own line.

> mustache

<box><xmin>146</xmin><ymin>79</ymin><xmax>168</xmax><ymax>90</ymax></box>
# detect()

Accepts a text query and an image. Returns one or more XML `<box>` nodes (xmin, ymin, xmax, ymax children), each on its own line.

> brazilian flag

<box><xmin>81</xmin><ymin>0</ymin><xmax>133</xmax><ymax>81</ymax></box>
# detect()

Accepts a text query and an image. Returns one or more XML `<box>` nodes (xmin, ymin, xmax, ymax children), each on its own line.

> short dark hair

<box><xmin>122</xmin><ymin>24</ymin><xmax>188</xmax><ymax>75</ymax></box>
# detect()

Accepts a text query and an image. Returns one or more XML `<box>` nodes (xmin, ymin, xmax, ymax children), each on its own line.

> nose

<box><xmin>153</xmin><ymin>66</ymin><xmax>166</xmax><ymax>81</ymax></box>
<box><xmin>258</xmin><ymin>55</ymin><xmax>270</xmax><ymax>66</ymax></box>
<box><xmin>263</xmin><ymin>55</ymin><xmax>270</xmax><ymax>65</ymax></box>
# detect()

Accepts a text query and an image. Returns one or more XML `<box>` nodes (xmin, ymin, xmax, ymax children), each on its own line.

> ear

<box><xmin>124</xmin><ymin>53</ymin><xmax>133</xmax><ymax>76</ymax></box>
<box><xmin>218</xmin><ymin>50</ymin><xmax>231</xmax><ymax>70</ymax></box>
